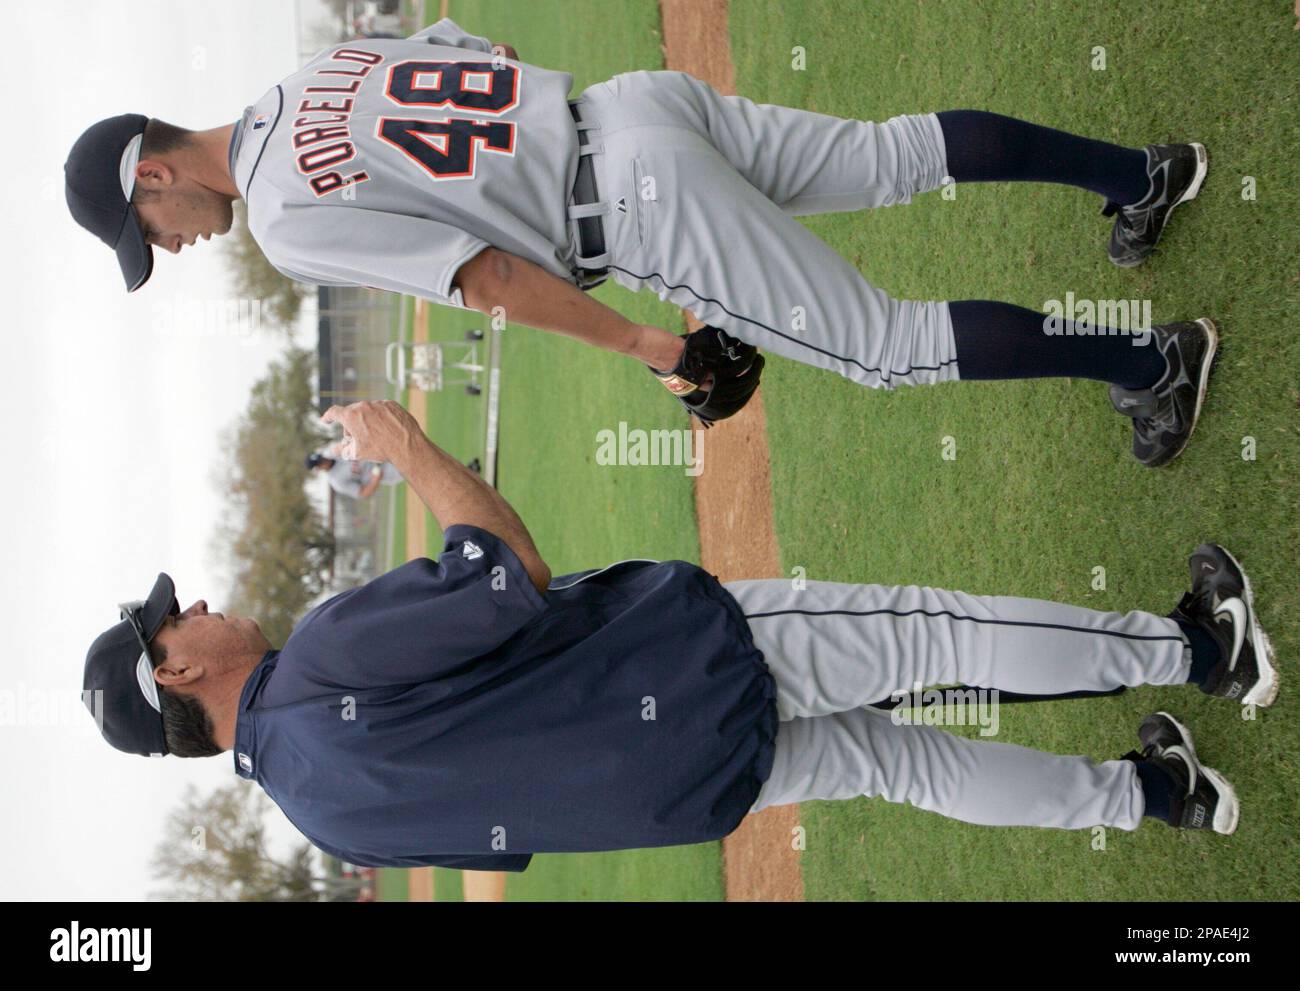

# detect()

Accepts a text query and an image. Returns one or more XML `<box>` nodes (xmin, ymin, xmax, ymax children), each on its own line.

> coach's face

<box><xmin>133</xmin><ymin>161</ymin><xmax>234</xmax><ymax>256</ymax></box>
<box><xmin>149</xmin><ymin>599</ymin><xmax>273</xmax><ymax>688</ymax></box>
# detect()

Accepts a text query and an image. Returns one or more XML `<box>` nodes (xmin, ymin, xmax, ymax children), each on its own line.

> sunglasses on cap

<box><xmin>117</xmin><ymin>598</ymin><xmax>165</xmax><ymax>714</ymax></box>
<box><xmin>119</xmin><ymin>599</ymin><xmax>154</xmax><ymax>655</ymax></box>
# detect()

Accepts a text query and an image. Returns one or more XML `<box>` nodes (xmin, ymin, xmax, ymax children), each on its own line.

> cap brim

<box><xmin>140</xmin><ymin>572</ymin><xmax>178</xmax><ymax>640</ymax></box>
<box><xmin>135</xmin><ymin>651</ymin><xmax>163</xmax><ymax>713</ymax></box>
<box><xmin>115</xmin><ymin>205</ymin><xmax>154</xmax><ymax>293</ymax></box>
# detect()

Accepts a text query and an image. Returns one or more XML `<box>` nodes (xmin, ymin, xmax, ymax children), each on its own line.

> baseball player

<box><xmin>305</xmin><ymin>449</ymin><xmax>404</xmax><ymax>500</ymax></box>
<box><xmin>83</xmin><ymin>400</ymin><xmax>1277</xmax><ymax>871</ymax></box>
<box><xmin>65</xmin><ymin>18</ymin><xmax>1215</xmax><ymax>465</ymax></box>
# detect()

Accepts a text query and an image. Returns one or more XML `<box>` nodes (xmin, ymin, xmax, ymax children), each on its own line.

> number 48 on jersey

<box><xmin>378</xmin><ymin>60</ymin><xmax>520</xmax><ymax>180</ymax></box>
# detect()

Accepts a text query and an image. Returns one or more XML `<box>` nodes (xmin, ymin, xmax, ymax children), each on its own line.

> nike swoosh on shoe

<box><xmin>1214</xmin><ymin>598</ymin><xmax>1249</xmax><ymax>673</ymax></box>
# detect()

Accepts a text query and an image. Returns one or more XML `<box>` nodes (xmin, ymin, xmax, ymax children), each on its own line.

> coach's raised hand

<box><xmin>322</xmin><ymin>401</ymin><xmax>551</xmax><ymax>593</ymax></box>
<box><xmin>321</xmin><ymin>400</ymin><xmax>419</xmax><ymax>465</ymax></box>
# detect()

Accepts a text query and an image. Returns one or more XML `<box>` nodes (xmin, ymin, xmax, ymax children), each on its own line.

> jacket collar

<box><xmin>232</xmin><ymin>650</ymin><xmax>279</xmax><ymax>780</ymax></box>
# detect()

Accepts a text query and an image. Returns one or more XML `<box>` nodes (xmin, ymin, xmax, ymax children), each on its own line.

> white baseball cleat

<box><xmin>1170</xmin><ymin>543</ymin><xmax>1279</xmax><ymax>707</ymax></box>
<box><xmin>1136</xmin><ymin>711</ymin><xmax>1239</xmax><ymax>835</ymax></box>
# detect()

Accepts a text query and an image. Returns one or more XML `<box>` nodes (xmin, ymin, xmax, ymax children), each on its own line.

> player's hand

<box><xmin>321</xmin><ymin>401</ymin><xmax>420</xmax><ymax>466</ymax></box>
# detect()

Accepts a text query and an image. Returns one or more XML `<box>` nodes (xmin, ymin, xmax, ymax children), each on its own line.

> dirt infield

<box><xmin>662</xmin><ymin>0</ymin><xmax>805</xmax><ymax>903</ymax></box>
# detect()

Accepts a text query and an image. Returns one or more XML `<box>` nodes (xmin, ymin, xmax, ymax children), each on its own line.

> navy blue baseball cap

<box><xmin>64</xmin><ymin>113</ymin><xmax>155</xmax><ymax>292</ymax></box>
<box><xmin>83</xmin><ymin>573</ymin><xmax>179</xmax><ymax>757</ymax></box>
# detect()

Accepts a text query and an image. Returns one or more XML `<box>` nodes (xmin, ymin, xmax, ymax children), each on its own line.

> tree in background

<box><xmin>221</xmin><ymin>201</ymin><xmax>309</xmax><ymax>334</ymax></box>
<box><xmin>213</xmin><ymin>346</ymin><xmax>333</xmax><ymax>647</ymax></box>
<box><xmin>150</xmin><ymin>782</ymin><xmax>363</xmax><ymax>902</ymax></box>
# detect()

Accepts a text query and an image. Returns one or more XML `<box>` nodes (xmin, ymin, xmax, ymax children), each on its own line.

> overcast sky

<box><xmin>1</xmin><ymin>0</ymin><xmax>357</xmax><ymax>900</ymax></box>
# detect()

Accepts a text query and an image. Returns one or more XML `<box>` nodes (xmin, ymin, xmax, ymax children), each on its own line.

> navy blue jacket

<box><xmin>233</xmin><ymin>525</ymin><xmax>778</xmax><ymax>872</ymax></box>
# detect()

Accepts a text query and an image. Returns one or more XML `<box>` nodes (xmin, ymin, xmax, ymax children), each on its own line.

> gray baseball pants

<box><xmin>724</xmin><ymin>579</ymin><xmax>1192</xmax><ymax>830</ymax></box>
<box><xmin>574</xmin><ymin>69</ymin><xmax>957</xmax><ymax>388</ymax></box>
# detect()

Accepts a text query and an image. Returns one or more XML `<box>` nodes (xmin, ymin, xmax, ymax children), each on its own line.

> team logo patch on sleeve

<box><xmin>462</xmin><ymin>540</ymin><xmax>483</xmax><ymax>560</ymax></box>
<box><xmin>253</xmin><ymin>112</ymin><xmax>271</xmax><ymax>130</ymax></box>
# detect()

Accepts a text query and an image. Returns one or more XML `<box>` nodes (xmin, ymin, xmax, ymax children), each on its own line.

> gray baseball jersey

<box><xmin>229</xmin><ymin>18</ymin><xmax>582</xmax><ymax>309</ymax></box>
<box><xmin>228</xmin><ymin>19</ymin><xmax>963</xmax><ymax>388</ymax></box>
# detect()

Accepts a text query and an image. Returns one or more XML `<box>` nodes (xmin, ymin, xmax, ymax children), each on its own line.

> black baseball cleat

<box><xmin>1103</xmin><ymin>143</ymin><xmax>1209</xmax><ymax>268</ymax></box>
<box><xmin>1171</xmin><ymin>543</ymin><xmax>1279</xmax><ymax>707</ymax></box>
<box><xmin>1134</xmin><ymin>712</ymin><xmax>1239</xmax><ymax>834</ymax></box>
<box><xmin>1109</xmin><ymin>318</ymin><xmax>1217</xmax><ymax>467</ymax></box>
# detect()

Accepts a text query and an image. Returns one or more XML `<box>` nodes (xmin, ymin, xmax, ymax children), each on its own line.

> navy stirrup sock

<box><xmin>1124</xmin><ymin>618</ymin><xmax>1220</xmax><ymax>823</ymax></box>
<box><xmin>936</xmin><ymin>109</ymin><xmax>1150</xmax><ymax>206</ymax></box>
<box><xmin>949</xmin><ymin>299</ymin><xmax>1167</xmax><ymax>389</ymax></box>
<box><xmin>1175</xmin><ymin>618</ymin><xmax>1221</xmax><ymax>687</ymax></box>
<box><xmin>935</xmin><ymin>113</ymin><xmax>1166</xmax><ymax>388</ymax></box>
<box><xmin>1132</xmin><ymin>758</ymin><xmax>1175</xmax><ymax>822</ymax></box>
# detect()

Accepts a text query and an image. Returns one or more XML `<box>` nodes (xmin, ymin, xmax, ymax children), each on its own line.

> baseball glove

<box><xmin>648</xmin><ymin>326</ymin><xmax>764</xmax><ymax>428</ymax></box>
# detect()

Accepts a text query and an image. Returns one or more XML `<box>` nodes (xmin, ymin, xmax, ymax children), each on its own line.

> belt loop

<box><xmin>568</xmin><ymin>98</ymin><xmax>610</xmax><ymax>289</ymax></box>
<box><xmin>568</xmin><ymin>201</ymin><xmax>608</xmax><ymax>220</ymax></box>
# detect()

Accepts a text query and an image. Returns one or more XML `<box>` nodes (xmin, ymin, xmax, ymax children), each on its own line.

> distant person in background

<box><xmin>306</xmin><ymin>449</ymin><xmax>403</xmax><ymax>501</ymax></box>
<box><xmin>307</xmin><ymin>446</ymin><xmax>481</xmax><ymax>500</ymax></box>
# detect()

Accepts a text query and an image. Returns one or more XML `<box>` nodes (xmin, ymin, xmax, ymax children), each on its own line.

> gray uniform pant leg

<box><xmin>577</xmin><ymin>72</ymin><xmax>958</xmax><ymax>388</ymax></box>
<box><xmin>751</xmin><ymin>707</ymin><xmax>1147</xmax><ymax>830</ymax></box>
<box><xmin>724</xmin><ymin>578</ymin><xmax>1191</xmax><ymax>830</ymax></box>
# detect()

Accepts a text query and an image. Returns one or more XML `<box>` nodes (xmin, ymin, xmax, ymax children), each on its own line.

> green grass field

<box><xmin>729</xmin><ymin>0</ymin><xmax>1299</xmax><ymax>900</ymax></box>
<box><xmin>386</xmin><ymin>0</ymin><xmax>1298</xmax><ymax>901</ymax></box>
<box><xmin>417</xmin><ymin>302</ymin><xmax>492</xmax><ymax>556</ymax></box>
<box><xmin>374</xmin><ymin>866</ymin><xmax>410</xmax><ymax>902</ymax></box>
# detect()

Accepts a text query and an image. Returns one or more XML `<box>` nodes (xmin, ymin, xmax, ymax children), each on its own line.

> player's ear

<box><xmin>134</xmin><ymin>158</ymin><xmax>174</xmax><ymax>190</ymax></box>
<box><xmin>152</xmin><ymin>652</ymin><xmax>201</xmax><ymax>688</ymax></box>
